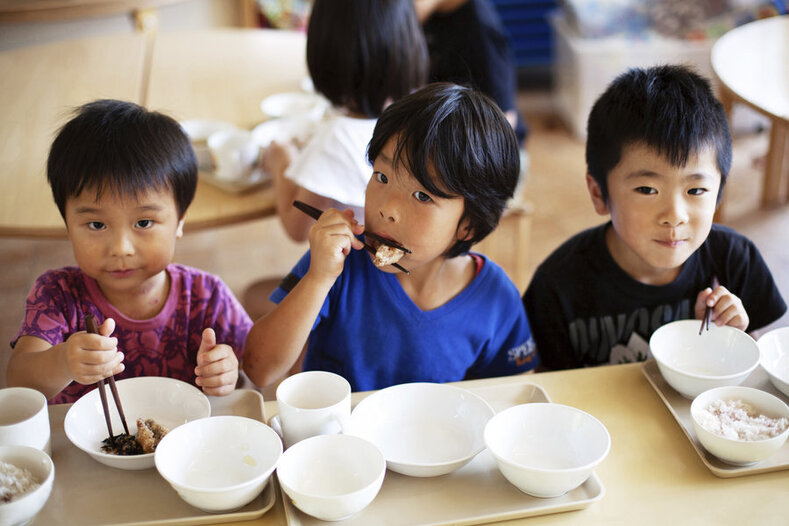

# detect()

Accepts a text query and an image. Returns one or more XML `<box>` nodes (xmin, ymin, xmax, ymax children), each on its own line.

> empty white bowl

<box><xmin>649</xmin><ymin>320</ymin><xmax>760</xmax><ymax>399</ymax></box>
<box><xmin>484</xmin><ymin>403</ymin><xmax>610</xmax><ymax>498</ymax></box>
<box><xmin>758</xmin><ymin>327</ymin><xmax>789</xmax><ymax>397</ymax></box>
<box><xmin>155</xmin><ymin>415</ymin><xmax>282</xmax><ymax>513</ymax></box>
<box><xmin>347</xmin><ymin>382</ymin><xmax>494</xmax><ymax>477</ymax></box>
<box><xmin>64</xmin><ymin>377</ymin><xmax>211</xmax><ymax>470</ymax></box>
<box><xmin>251</xmin><ymin>116</ymin><xmax>316</xmax><ymax>150</ymax></box>
<box><xmin>691</xmin><ymin>385</ymin><xmax>789</xmax><ymax>466</ymax></box>
<box><xmin>0</xmin><ymin>445</ymin><xmax>55</xmax><ymax>526</ymax></box>
<box><xmin>260</xmin><ymin>91</ymin><xmax>328</xmax><ymax>121</ymax></box>
<box><xmin>180</xmin><ymin>120</ymin><xmax>237</xmax><ymax>170</ymax></box>
<box><xmin>277</xmin><ymin>434</ymin><xmax>385</xmax><ymax>521</ymax></box>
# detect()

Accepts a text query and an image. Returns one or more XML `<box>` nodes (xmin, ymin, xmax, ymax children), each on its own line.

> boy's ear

<box><xmin>176</xmin><ymin>218</ymin><xmax>185</xmax><ymax>238</ymax></box>
<box><xmin>456</xmin><ymin>216</ymin><xmax>474</xmax><ymax>242</ymax></box>
<box><xmin>585</xmin><ymin>173</ymin><xmax>610</xmax><ymax>216</ymax></box>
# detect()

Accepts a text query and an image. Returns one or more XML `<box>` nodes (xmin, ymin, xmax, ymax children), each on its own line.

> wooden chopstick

<box><xmin>699</xmin><ymin>276</ymin><xmax>720</xmax><ymax>335</ymax></box>
<box><xmin>86</xmin><ymin>315</ymin><xmax>130</xmax><ymax>437</ymax></box>
<box><xmin>292</xmin><ymin>200</ymin><xmax>410</xmax><ymax>274</ymax></box>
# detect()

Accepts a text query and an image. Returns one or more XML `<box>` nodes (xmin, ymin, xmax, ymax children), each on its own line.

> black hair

<box><xmin>47</xmin><ymin>99</ymin><xmax>197</xmax><ymax>219</ymax></box>
<box><xmin>307</xmin><ymin>0</ymin><xmax>428</xmax><ymax>118</ymax></box>
<box><xmin>586</xmin><ymin>64</ymin><xmax>732</xmax><ymax>204</ymax></box>
<box><xmin>367</xmin><ymin>82</ymin><xmax>519</xmax><ymax>258</ymax></box>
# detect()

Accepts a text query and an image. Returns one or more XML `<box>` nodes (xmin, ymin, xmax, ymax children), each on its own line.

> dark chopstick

<box><xmin>86</xmin><ymin>315</ymin><xmax>130</xmax><ymax>438</ymax></box>
<box><xmin>292</xmin><ymin>200</ymin><xmax>410</xmax><ymax>274</ymax></box>
<box><xmin>699</xmin><ymin>276</ymin><xmax>720</xmax><ymax>335</ymax></box>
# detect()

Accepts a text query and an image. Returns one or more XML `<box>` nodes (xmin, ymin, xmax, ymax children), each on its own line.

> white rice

<box><xmin>697</xmin><ymin>399</ymin><xmax>789</xmax><ymax>441</ymax></box>
<box><xmin>0</xmin><ymin>460</ymin><xmax>40</xmax><ymax>503</ymax></box>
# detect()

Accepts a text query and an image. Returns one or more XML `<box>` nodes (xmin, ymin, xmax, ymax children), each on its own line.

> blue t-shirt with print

<box><xmin>271</xmin><ymin>248</ymin><xmax>537</xmax><ymax>391</ymax></box>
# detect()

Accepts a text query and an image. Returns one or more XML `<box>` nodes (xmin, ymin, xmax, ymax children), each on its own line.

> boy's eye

<box><xmin>87</xmin><ymin>221</ymin><xmax>105</xmax><ymax>231</ymax></box>
<box><xmin>635</xmin><ymin>186</ymin><xmax>656</xmax><ymax>195</ymax></box>
<box><xmin>688</xmin><ymin>188</ymin><xmax>708</xmax><ymax>196</ymax></box>
<box><xmin>136</xmin><ymin>219</ymin><xmax>154</xmax><ymax>229</ymax></box>
<box><xmin>374</xmin><ymin>171</ymin><xmax>388</xmax><ymax>184</ymax></box>
<box><xmin>413</xmin><ymin>191</ymin><xmax>432</xmax><ymax>203</ymax></box>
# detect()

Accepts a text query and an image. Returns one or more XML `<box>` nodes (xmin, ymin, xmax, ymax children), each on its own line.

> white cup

<box><xmin>0</xmin><ymin>387</ymin><xmax>51</xmax><ymax>455</ymax></box>
<box><xmin>180</xmin><ymin>120</ymin><xmax>237</xmax><ymax>171</ymax></box>
<box><xmin>272</xmin><ymin>371</ymin><xmax>351</xmax><ymax>449</ymax></box>
<box><xmin>207</xmin><ymin>129</ymin><xmax>260</xmax><ymax>180</ymax></box>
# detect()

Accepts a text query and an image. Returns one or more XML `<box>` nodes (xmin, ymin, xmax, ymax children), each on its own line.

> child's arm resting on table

<box><xmin>694</xmin><ymin>284</ymin><xmax>749</xmax><ymax>331</ymax></box>
<box><xmin>243</xmin><ymin>209</ymin><xmax>364</xmax><ymax>387</ymax></box>
<box><xmin>6</xmin><ymin>317</ymin><xmax>123</xmax><ymax>400</ymax></box>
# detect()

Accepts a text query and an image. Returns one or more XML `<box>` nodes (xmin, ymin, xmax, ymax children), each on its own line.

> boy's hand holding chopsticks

<box><xmin>194</xmin><ymin>327</ymin><xmax>239</xmax><ymax>397</ymax></box>
<box><xmin>694</xmin><ymin>279</ymin><xmax>749</xmax><ymax>332</ymax></box>
<box><xmin>65</xmin><ymin>317</ymin><xmax>124</xmax><ymax>386</ymax></box>
<box><xmin>307</xmin><ymin>208</ymin><xmax>365</xmax><ymax>283</ymax></box>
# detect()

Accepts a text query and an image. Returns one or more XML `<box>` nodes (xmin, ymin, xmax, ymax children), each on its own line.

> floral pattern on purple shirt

<box><xmin>11</xmin><ymin>264</ymin><xmax>253</xmax><ymax>404</ymax></box>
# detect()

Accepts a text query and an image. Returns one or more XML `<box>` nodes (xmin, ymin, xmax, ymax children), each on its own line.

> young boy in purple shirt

<box><xmin>7</xmin><ymin>100</ymin><xmax>252</xmax><ymax>403</ymax></box>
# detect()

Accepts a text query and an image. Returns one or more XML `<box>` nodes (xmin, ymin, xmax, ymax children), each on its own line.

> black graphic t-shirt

<box><xmin>523</xmin><ymin>223</ymin><xmax>787</xmax><ymax>370</ymax></box>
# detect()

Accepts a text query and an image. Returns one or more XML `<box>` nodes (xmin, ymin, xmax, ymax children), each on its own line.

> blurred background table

<box><xmin>0</xmin><ymin>27</ymin><xmax>306</xmax><ymax>237</ymax></box>
<box><xmin>712</xmin><ymin>15</ymin><xmax>789</xmax><ymax>208</ymax></box>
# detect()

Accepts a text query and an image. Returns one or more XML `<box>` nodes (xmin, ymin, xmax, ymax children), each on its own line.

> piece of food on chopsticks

<box><xmin>101</xmin><ymin>418</ymin><xmax>169</xmax><ymax>455</ymax></box>
<box><xmin>372</xmin><ymin>242</ymin><xmax>405</xmax><ymax>268</ymax></box>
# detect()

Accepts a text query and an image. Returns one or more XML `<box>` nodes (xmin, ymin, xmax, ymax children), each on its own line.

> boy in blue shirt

<box><xmin>244</xmin><ymin>83</ymin><xmax>537</xmax><ymax>391</ymax></box>
<box><xmin>523</xmin><ymin>65</ymin><xmax>786</xmax><ymax>370</ymax></box>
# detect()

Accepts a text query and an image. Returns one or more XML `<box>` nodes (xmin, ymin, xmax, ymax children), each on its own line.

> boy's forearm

<box><xmin>6</xmin><ymin>342</ymin><xmax>73</xmax><ymax>400</ymax></box>
<box><xmin>243</xmin><ymin>271</ymin><xmax>333</xmax><ymax>387</ymax></box>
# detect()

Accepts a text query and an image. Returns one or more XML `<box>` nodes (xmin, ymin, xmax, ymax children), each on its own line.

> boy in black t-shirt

<box><xmin>523</xmin><ymin>65</ymin><xmax>786</xmax><ymax>370</ymax></box>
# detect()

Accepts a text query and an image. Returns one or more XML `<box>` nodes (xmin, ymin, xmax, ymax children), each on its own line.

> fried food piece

<box><xmin>136</xmin><ymin>418</ymin><xmax>169</xmax><ymax>453</ymax></box>
<box><xmin>373</xmin><ymin>243</ymin><xmax>404</xmax><ymax>267</ymax></box>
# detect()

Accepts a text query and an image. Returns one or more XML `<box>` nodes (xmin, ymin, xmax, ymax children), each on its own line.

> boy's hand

<box><xmin>695</xmin><ymin>285</ymin><xmax>749</xmax><ymax>331</ymax></box>
<box><xmin>307</xmin><ymin>208</ymin><xmax>364</xmax><ymax>283</ymax></box>
<box><xmin>63</xmin><ymin>317</ymin><xmax>124</xmax><ymax>385</ymax></box>
<box><xmin>195</xmin><ymin>328</ymin><xmax>238</xmax><ymax>396</ymax></box>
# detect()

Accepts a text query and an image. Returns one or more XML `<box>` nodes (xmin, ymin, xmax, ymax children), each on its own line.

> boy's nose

<box><xmin>378</xmin><ymin>193</ymin><xmax>401</xmax><ymax>223</ymax></box>
<box><xmin>660</xmin><ymin>194</ymin><xmax>689</xmax><ymax>226</ymax></box>
<box><xmin>110</xmin><ymin>230</ymin><xmax>135</xmax><ymax>256</ymax></box>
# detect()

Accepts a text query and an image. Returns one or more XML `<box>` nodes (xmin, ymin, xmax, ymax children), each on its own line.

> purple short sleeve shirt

<box><xmin>12</xmin><ymin>264</ymin><xmax>253</xmax><ymax>404</ymax></box>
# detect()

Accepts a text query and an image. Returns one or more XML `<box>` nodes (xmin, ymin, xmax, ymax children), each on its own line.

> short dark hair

<box><xmin>307</xmin><ymin>0</ymin><xmax>428</xmax><ymax>118</ymax></box>
<box><xmin>47</xmin><ymin>99</ymin><xmax>197</xmax><ymax>219</ymax></box>
<box><xmin>586</xmin><ymin>64</ymin><xmax>732</xmax><ymax>204</ymax></box>
<box><xmin>367</xmin><ymin>82</ymin><xmax>520</xmax><ymax>258</ymax></box>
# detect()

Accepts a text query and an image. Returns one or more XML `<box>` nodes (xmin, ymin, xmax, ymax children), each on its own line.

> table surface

<box><xmin>711</xmin><ymin>15</ymin><xmax>789</xmax><ymax>123</ymax></box>
<box><xmin>0</xmin><ymin>28</ymin><xmax>306</xmax><ymax>237</ymax></box>
<box><xmin>226</xmin><ymin>362</ymin><xmax>786</xmax><ymax>526</ymax></box>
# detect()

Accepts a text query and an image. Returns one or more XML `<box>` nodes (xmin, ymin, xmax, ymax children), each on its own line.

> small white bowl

<box><xmin>155</xmin><ymin>415</ymin><xmax>282</xmax><ymax>513</ymax></box>
<box><xmin>250</xmin><ymin>116</ymin><xmax>316</xmax><ymax>150</ymax></box>
<box><xmin>650</xmin><ymin>320</ymin><xmax>760</xmax><ymax>399</ymax></box>
<box><xmin>691</xmin><ymin>385</ymin><xmax>789</xmax><ymax>466</ymax></box>
<box><xmin>347</xmin><ymin>382</ymin><xmax>494</xmax><ymax>477</ymax></box>
<box><xmin>484</xmin><ymin>403</ymin><xmax>610</xmax><ymax>498</ymax></box>
<box><xmin>64</xmin><ymin>377</ymin><xmax>211</xmax><ymax>470</ymax></box>
<box><xmin>0</xmin><ymin>445</ymin><xmax>55</xmax><ymax>526</ymax></box>
<box><xmin>758</xmin><ymin>327</ymin><xmax>789</xmax><ymax>397</ymax></box>
<box><xmin>277</xmin><ymin>434</ymin><xmax>385</xmax><ymax>521</ymax></box>
<box><xmin>180</xmin><ymin>120</ymin><xmax>237</xmax><ymax>170</ymax></box>
<box><xmin>260</xmin><ymin>91</ymin><xmax>328</xmax><ymax>121</ymax></box>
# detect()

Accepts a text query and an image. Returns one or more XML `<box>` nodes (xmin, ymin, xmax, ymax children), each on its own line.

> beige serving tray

<box><xmin>642</xmin><ymin>359</ymin><xmax>789</xmax><ymax>478</ymax></box>
<box><xmin>279</xmin><ymin>380</ymin><xmax>605</xmax><ymax>526</ymax></box>
<box><xmin>32</xmin><ymin>389</ymin><xmax>276</xmax><ymax>525</ymax></box>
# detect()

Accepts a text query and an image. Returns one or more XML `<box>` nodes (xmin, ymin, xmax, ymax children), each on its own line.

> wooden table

<box><xmin>228</xmin><ymin>363</ymin><xmax>785</xmax><ymax>526</ymax></box>
<box><xmin>0</xmin><ymin>28</ymin><xmax>306</xmax><ymax>237</ymax></box>
<box><xmin>712</xmin><ymin>15</ymin><xmax>789</xmax><ymax>208</ymax></box>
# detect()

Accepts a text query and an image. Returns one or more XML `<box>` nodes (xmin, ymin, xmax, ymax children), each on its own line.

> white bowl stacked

<box><xmin>757</xmin><ymin>326</ymin><xmax>789</xmax><ymax>397</ymax></box>
<box><xmin>155</xmin><ymin>415</ymin><xmax>282</xmax><ymax>513</ymax></box>
<box><xmin>347</xmin><ymin>382</ymin><xmax>495</xmax><ymax>477</ymax></box>
<box><xmin>649</xmin><ymin>320</ymin><xmax>760</xmax><ymax>399</ymax></box>
<box><xmin>484</xmin><ymin>403</ymin><xmax>610</xmax><ymax>498</ymax></box>
<box><xmin>64</xmin><ymin>377</ymin><xmax>211</xmax><ymax>470</ymax></box>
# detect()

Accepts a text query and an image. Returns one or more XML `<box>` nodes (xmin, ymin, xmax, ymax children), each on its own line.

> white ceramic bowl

<box><xmin>179</xmin><ymin>120</ymin><xmax>237</xmax><ymax>170</ymax></box>
<box><xmin>484</xmin><ymin>403</ymin><xmax>610</xmax><ymax>498</ymax></box>
<box><xmin>758</xmin><ymin>327</ymin><xmax>789</xmax><ymax>397</ymax></box>
<box><xmin>649</xmin><ymin>320</ymin><xmax>760</xmax><ymax>399</ymax></box>
<box><xmin>347</xmin><ymin>382</ymin><xmax>494</xmax><ymax>477</ymax></box>
<box><xmin>155</xmin><ymin>415</ymin><xmax>282</xmax><ymax>512</ymax></box>
<box><xmin>0</xmin><ymin>387</ymin><xmax>51</xmax><ymax>454</ymax></box>
<box><xmin>690</xmin><ymin>385</ymin><xmax>789</xmax><ymax>466</ymax></box>
<box><xmin>259</xmin><ymin>91</ymin><xmax>328</xmax><ymax>121</ymax></box>
<box><xmin>277</xmin><ymin>434</ymin><xmax>385</xmax><ymax>521</ymax></box>
<box><xmin>64</xmin><ymin>377</ymin><xmax>211</xmax><ymax>470</ymax></box>
<box><xmin>0</xmin><ymin>445</ymin><xmax>55</xmax><ymax>526</ymax></box>
<box><xmin>251</xmin><ymin>116</ymin><xmax>316</xmax><ymax>150</ymax></box>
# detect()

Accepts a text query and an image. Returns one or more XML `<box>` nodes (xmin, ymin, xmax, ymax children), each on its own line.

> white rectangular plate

<box><xmin>33</xmin><ymin>389</ymin><xmax>276</xmax><ymax>525</ymax></box>
<box><xmin>642</xmin><ymin>359</ymin><xmax>789</xmax><ymax>478</ymax></box>
<box><xmin>280</xmin><ymin>379</ymin><xmax>605</xmax><ymax>526</ymax></box>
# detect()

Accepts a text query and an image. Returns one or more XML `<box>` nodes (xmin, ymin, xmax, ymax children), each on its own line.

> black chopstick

<box><xmin>86</xmin><ymin>315</ymin><xmax>130</xmax><ymax>437</ymax></box>
<box><xmin>292</xmin><ymin>200</ymin><xmax>410</xmax><ymax>274</ymax></box>
<box><xmin>699</xmin><ymin>276</ymin><xmax>720</xmax><ymax>335</ymax></box>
